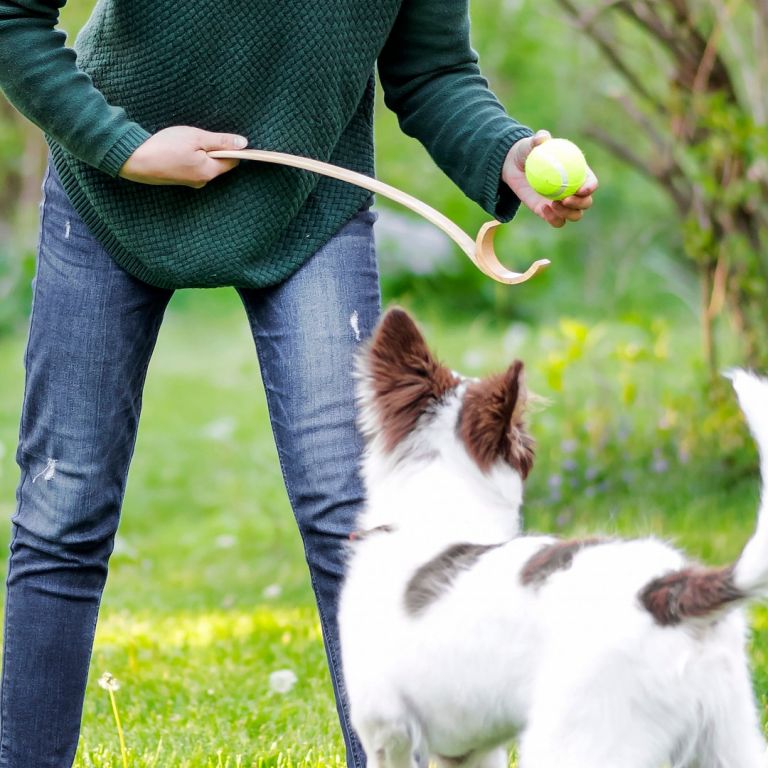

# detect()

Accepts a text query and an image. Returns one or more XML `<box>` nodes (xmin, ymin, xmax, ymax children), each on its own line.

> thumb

<box><xmin>196</xmin><ymin>131</ymin><xmax>249</xmax><ymax>151</ymax></box>
<box><xmin>507</xmin><ymin>128</ymin><xmax>553</xmax><ymax>172</ymax></box>
<box><xmin>531</xmin><ymin>129</ymin><xmax>552</xmax><ymax>148</ymax></box>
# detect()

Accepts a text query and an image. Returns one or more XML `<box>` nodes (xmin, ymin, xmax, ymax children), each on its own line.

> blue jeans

<box><xmin>0</xmin><ymin>163</ymin><xmax>379</xmax><ymax>767</ymax></box>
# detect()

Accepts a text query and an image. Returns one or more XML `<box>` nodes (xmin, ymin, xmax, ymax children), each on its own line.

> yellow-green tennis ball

<box><xmin>525</xmin><ymin>138</ymin><xmax>588</xmax><ymax>201</ymax></box>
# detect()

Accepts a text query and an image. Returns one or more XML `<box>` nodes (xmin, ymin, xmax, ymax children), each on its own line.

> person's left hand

<box><xmin>502</xmin><ymin>129</ymin><xmax>598</xmax><ymax>228</ymax></box>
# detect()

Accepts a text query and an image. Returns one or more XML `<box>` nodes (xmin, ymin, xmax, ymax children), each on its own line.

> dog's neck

<box><xmin>360</xmin><ymin>438</ymin><xmax>523</xmax><ymax>546</ymax></box>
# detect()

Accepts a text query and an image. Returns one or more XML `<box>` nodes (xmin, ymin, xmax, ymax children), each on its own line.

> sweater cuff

<box><xmin>99</xmin><ymin>124</ymin><xmax>153</xmax><ymax>177</ymax></box>
<box><xmin>482</xmin><ymin>125</ymin><xmax>534</xmax><ymax>223</ymax></box>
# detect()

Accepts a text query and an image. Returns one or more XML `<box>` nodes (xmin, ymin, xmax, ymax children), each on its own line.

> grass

<box><xmin>0</xmin><ymin>288</ymin><xmax>766</xmax><ymax>765</ymax></box>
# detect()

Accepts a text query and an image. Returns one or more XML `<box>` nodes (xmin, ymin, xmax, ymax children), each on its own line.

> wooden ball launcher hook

<box><xmin>208</xmin><ymin>149</ymin><xmax>550</xmax><ymax>285</ymax></box>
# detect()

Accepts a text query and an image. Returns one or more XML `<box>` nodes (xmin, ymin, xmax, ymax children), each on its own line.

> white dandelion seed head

<box><xmin>262</xmin><ymin>584</ymin><xmax>282</xmax><ymax>599</ymax></box>
<box><xmin>98</xmin><ymin>672</ymin><xmax>120</xmax><ymax>692</ymax></box>
<box><xmin>269</xmin><ymin>669</ymin><xmax>297</xmax><ymax>694</ymax></box>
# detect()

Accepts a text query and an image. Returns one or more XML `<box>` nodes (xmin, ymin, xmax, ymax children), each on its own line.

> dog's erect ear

<box><xmin>458</xmin><ymin>360</ymin><xmax>535</xmax><ymax>478</ymax></box>
<box><xmin>361</xmin><ymin>308</ymin><xmax>459</xmax><ymax>452</ymax></box>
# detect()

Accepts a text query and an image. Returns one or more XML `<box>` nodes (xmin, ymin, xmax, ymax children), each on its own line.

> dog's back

<box><xmin>340</xmin><ymin>309</ymin><xmax>768</xmax><ymax>768</ymax></box>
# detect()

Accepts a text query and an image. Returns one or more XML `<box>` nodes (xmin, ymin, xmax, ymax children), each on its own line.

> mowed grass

<box><xmin>0</xmin><ymin>288</ymin><xmax>766</xmax><ymax>766</ymax></box>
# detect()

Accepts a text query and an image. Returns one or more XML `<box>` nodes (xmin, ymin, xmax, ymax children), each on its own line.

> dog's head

<box><xmin>356</xmin><ymin>308</ymin><xmax>535</xmax><ymax>488</ymax></box>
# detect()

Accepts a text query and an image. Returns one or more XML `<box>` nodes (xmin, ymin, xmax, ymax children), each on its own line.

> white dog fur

<box><xmin>339</xmin><ymin>308</ymin><xmax>768</xmax><ymax>768</ymax></box>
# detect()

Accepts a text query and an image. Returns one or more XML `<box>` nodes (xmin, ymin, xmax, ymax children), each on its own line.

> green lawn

<box><xmin>0</xmin><ymin>289</ymin><xmax>766</xmax><ymax>766</ymax></box>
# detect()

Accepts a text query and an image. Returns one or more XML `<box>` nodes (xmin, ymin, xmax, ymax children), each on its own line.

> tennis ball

<box><xmin>525</xmin><ymin>138</ymin><xmax>588</xmax><ymax>201</ymax></box>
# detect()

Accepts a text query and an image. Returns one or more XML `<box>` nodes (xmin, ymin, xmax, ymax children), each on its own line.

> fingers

<box><xmin>552</xmin><ymin>168</ymin><xmax>598</xmax><ymax>222</ymax></box>
<box><xmin>198</xmin><ymin>153</ymin><xmax>241</xmax><ymax>184</ymax></box>
<box><xmin>535</xmin><ymin>201</ymin><xmax>567</xmax><ymax>228</ymax></box>
<box><xmin>119</xmin><ymin>126</ymin><xmax>249</xmax><ymax>187</ymax></box>
<box><xmin>571</xmin><ymin>168</ymin><xmax>599</xmax><ymax>198</ymax></box>
<box><xmin>192</xmin><ymin>130</ymin><xmax>247</xmax><ymax>186</ymax></box>
<box><xmin>537</xmin><ymin>196</ymin><xmax>590</xmax><ymax>228</ymax></box>
<box><xmin>552</xmin><ymin>204</ymin><xmax>583</xmax><ymax>223</ymax></box>
<box><xmin>196</xmin><ymin>131</ymin><xmax>249</xmax><ymax>152</ymax></box>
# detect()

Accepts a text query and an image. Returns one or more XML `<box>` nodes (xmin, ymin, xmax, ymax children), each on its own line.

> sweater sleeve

<box><xmin>0</xmin><ymin>0</ymin><xmax>150</xmax><ymax>176</ymax></box>
<box><xmin>377</xmin><ymin>0</ymin><xmax>533</xmax><ymax>222</ymax></box>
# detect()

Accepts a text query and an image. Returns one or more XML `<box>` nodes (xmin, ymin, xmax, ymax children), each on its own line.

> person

<box><xmin>0</xmin><ymin>0</ymin><xmax>597</xmax><ymax>765</ymax></box>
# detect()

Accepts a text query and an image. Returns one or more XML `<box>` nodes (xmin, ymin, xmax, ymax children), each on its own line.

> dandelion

<box><xmin>201</xmin><ymin>416</ymin><xmax>236</xmax><ymax>442</ymax></box>
<box><xmin>269</xmin><ymin>669</ymin><xmax>298</xmax><ymax>694</ymax></box>
<box><xmin>98</xmin><ymin>672</ymin><xmax>128</xmax><ymax>768</ymax></box>
<box><xmin>263</xmin><ymin>583</ymin><xmax>283</xmax><ymax>599</ymax></box>
<box><xmin>215</xmin><ymin>534</ymin><xmax>237</xmax><ymax>549</ymax></box>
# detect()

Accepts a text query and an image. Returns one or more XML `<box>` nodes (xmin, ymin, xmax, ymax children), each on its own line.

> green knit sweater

<box><xmin>0</xmin><ymin>0</ymin><xmax>532</xmax><ymax>289</ymax></box>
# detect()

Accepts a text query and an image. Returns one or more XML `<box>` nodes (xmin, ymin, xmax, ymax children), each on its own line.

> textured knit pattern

<box><xmin>0</xmin><ymin>0</ymin><xmax>533</xmax><ymax>289</ymax></box>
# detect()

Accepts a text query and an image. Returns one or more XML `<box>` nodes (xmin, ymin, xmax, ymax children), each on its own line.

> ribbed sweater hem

<box><xmin>48</xmin><ymin>140</ymin><xmax>178</xmax><ymax>289</ymax></box>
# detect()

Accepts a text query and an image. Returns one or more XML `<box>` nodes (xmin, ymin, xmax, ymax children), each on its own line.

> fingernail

<box><xmin>234</xmin><ymin>136</ymin><xmax>248</xmax><ymax>149</ymax></box>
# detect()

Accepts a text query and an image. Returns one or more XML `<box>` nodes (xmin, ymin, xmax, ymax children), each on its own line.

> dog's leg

<box><xmin>357</xmin><ymin>718</ymin><xmax>423</xmax><ymax>768</ymax></box>
<box><xmin>435</xmin><ymin>747</ymin><xmax>508</xmax><ymax>768</ymax></box>
<box><xmin>517</xmin><ymin>707</ymin><xmax>664</xmax><ymax>768</ymax></box>
<box><xmin>688</xmin><ymin>654</ymin><xmax>767</xmax><ymax>768</ymax></box>
<box><xmin>470</xmin><ymin>748</ymin><xmax>508</xmax><ymax>768</ymax></box>
<box><xmin>469</xmin><ymin>747</ymin><xmax>509</xmax><ymax>768</ymax></box>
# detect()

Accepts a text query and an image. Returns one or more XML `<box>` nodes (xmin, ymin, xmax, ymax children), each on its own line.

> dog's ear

<box><xmin>458</xmin><ymin>360</ymin><xmax>535</xmax><ymax>478</ymax></box>
<box><xmin>360</xmin><ymin>308</ymin><xmax>459</xmax><ymax>452</ymax></box>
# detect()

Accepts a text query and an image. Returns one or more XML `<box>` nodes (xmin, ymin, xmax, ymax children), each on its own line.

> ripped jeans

<box><xmin>0</xmin><ymin>162</ymin><xmax>379</xmax><ymax>767</ymax></box>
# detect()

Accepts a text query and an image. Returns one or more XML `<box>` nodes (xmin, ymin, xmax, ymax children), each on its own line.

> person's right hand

<box><xmin>119</xmin><ymin>126</ymin><xmax>248</xmax><ymax>188</ymax></box>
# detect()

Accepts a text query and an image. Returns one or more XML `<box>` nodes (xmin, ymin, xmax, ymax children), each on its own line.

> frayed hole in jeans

<box><xmin>32</xmin><ymin>458</ymin><xmax>58</xmax><ymax>484</ymax></box>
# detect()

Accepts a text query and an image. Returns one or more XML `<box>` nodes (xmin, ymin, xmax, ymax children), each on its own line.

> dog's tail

<box><xmin>640</xmin><ymin>370</ymin><xmax>768</xmax><ymax>626</ymax></box>
<box><xmin>730</xmin><ymin>370</ymin><xmax>768</xmax><ymax>596</ymax></box>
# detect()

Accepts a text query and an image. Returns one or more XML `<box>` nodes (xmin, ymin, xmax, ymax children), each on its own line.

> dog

<box><xmin>338</xmin><ymin>308</ymin><xmax>768</xmax><ymax>768</ymax></box>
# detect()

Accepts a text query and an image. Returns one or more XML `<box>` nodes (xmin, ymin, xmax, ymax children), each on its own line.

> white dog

<box><xmin>339</xmin><ymin>308</ymin><xmax>768</xmax><ymax>768</ymax></box>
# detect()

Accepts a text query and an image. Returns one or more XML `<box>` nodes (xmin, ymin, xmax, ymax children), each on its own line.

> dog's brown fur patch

<box><xmin>367</xmin><ymin>309</ymin><xmax>459</xmax><ymax>453</ymax></box>
<box><xmin>520</xmin><ymin>538</ymin><xmax>606</xmax><ymax>587</ymax></box>
<box><xmin>458</xmin><ymin>361</ymin><xmax>535</xmax><ymax>477</ymax></box>
<box><xmin>639</xmin><ymin>566</ymin><xmax>744</xmax><ymax>626</ymax></box>
<box><xmin>405</xmin><ymin>542</ymin><xmax>500</xmax><ymax>616</ymax></box>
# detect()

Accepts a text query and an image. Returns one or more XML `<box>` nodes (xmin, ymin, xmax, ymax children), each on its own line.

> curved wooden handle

<box><xmin>209</xmin><ymin>149</ymin><xmax>550</xmax><ymax>285</ymax></box>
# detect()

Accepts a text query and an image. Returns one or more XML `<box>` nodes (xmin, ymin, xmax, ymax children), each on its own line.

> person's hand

<box><xmin>119</xmin><ymin>126</ymin><xmax>248</xmax><ymax>188</ymax></box>
<box><xmin>501</xmin><ymin>129</ymin><xmax>598</xmax><ymax>228</ymax></box>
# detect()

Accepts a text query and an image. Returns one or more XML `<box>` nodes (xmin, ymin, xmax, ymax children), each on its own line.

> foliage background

<box><xmin>0</xmin><ymin>0</ymin><xmax>766</xmax><ymax>764</ymax></box>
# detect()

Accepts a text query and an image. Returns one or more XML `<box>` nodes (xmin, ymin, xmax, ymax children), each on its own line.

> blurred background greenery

<box><xmin>1</xmin><ymin>0</ymin><xmax>767</xmax><ymax>764</ymax></box>
<box><xmin>2</xmin><ymin>0</ymin><xmax>761</xmax><ymax>472</ymax></box>
<box><xmin>4</xmin><ymin>1</ymin><xmax>767</xmax><ymax>364</ymax></box>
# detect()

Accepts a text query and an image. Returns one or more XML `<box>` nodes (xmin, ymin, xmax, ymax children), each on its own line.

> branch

<box><xmin>618</xmin><ymin>1</ymin><xmax>696</xmax><ymax>63</ymax></box>
<box><xmin>554</xmin><ymin>0</ymin><xmax>662</xmax><ymax>109</ymax></box>
<box><xmin>615</xmin><ymin>93</ymin><xmax>669</xmax><ymax>149</ymax></box>
<box><xmin>587</xmin><ymin>125</ymin><xmax>691</xmax><ymax>212</ymax></box>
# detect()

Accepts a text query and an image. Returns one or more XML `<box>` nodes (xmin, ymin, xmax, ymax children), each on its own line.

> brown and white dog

<box><xmin>339</xmin><ymin>308</ymin><xmax>768</xmax><ymax>768</ymax></box>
